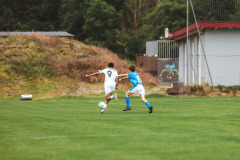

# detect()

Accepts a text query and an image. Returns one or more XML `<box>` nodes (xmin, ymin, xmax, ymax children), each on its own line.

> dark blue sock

<box><xmin>145</xmin><ymin>102</ymin><xmax>150</xmax><ymax>108</ymax></box>
<box><xmin>125</xmin><ymin>97</ymin><xmax>130</xmax><ymax>108</ymax></box>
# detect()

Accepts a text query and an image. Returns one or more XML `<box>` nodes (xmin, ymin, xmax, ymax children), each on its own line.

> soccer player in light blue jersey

<box><xmin>118</xmin><ymin>65</ymin><xmax>153</xmax><ymax>113</ymax></box>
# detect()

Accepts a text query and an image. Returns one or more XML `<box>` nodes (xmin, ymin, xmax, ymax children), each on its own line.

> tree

<box><xmin>143</xmin><ymin>0</ymin><xmax>186</xmax><ymax>40</ymax></box>
<box><xmin>114</xmin><ymin>0</ymin><xmax>161</xmax><ymax>59</ymax></box>
<box><xmin>230</xmin><ymin>0</ymin><xmax>240</xmax><ymax>21</ymax></box>
<box><xmin>0</xmin><ymin>0</ymin><xmax>24</xmax><ymax>30</ymax></box>
<box><xmin>192</xmin><ymin>0</ymin><xmax>237</xmax><ymax>22</ymax></box>
<box><xmin>0</xmin><ymin>0</ymin><xmax>61</xmax><ymax>31</ymax></box>
<box><xmin>59</xmin><ymin>0</ymin><xmax>87</xmax><ymax>40</ymax></box>
<box><xmin>83</xmin><ymin>0</ymin><xmax>119</xmax><ymax>48</ymax></box>
<box><xmin>0</xmin><ymin>5</ymin><xmax>16</xmax><ymax>30</ymax></box>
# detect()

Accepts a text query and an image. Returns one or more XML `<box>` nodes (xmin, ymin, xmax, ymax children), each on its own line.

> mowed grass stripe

<box><xmin>0</xmin><ymin>96</ymin><xmax>240</xmax><ymax>160</ymax></box>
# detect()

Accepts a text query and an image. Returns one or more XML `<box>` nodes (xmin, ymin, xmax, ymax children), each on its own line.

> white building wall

<box><xmin>179</xmin><ymin>38</ymin><xmax>201</xmax><ymax>86</ymax></box>
<box><xmin>178</xmin><ymin>41</ymin><xmax>185</xmax><ymax>83</ymax></box>
<box><xmin>178</xmin><ymin>29</ymin><xmax>240</xmax><ymax>86</ymax></box>
<box><xmin>203</xmin><ymin>29</ymin><xmax>240</xmax><ymax>86</ymax></box>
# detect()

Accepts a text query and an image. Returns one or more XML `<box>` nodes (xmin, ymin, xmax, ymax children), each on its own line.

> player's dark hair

<box><xmin>108</xmin><ymin>63</ymin><xmax>114</xmax><ymax>68</ymax></box>
<box><xmin>129</xmin><ymin>65</ymin><xmax>135</xmax><ymax>72</ymax></box>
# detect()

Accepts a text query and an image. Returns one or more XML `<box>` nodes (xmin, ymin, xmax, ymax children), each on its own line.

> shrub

<box><xmin>189</xmin><ymin>85</ymin><xmax>206</xmax><ymax>96</ymax></box>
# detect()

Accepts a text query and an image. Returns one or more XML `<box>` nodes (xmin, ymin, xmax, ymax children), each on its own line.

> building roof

<box><xmin>0</xmin><ymin>31</ymin><xmax>75</xmax><ymax>37</ymax></box>
<box><xmin>168</xmin><ymin>22</ymin><xmax>240</xmax><ymax>40</ymax></box>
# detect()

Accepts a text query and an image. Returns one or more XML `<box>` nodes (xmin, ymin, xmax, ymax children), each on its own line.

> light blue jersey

<box><xmin>127</xmin><ymin>72</ymin><xmax>142</xmax><ymax>87</ymax></box>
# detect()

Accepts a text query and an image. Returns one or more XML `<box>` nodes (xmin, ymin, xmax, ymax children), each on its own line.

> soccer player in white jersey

<box><xmin>118</xmin><ymin>65</ymin><xmax>153</xmax><ymax>113</ymax></box>
<box><xmin>85</xmin><ymin>63</ymin><xmax>118</xmax><ymax>113</ymax></box>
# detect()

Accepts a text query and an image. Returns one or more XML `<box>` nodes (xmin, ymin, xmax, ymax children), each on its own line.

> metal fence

<box><xmin>146</xmin><ymin>40</ymin><xmax>179</xmax><ymax>59</ymax></box>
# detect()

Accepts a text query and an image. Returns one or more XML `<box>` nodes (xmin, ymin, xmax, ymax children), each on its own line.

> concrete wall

<box><xmin>136</xmin><ymin>55</ymin><xmax>158</xmax><ymax>75</ymax></box>
<box><xmin>143</xmin><ymin>56</ymin><xmax>158</xmax><ymax>73</ymax></box>
<box><xmin>136</xmin><ymin>55</ymin><xmax>143</xmax><ymax>67</ymax></box>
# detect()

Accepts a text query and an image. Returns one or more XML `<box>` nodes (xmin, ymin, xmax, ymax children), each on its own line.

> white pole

<box><xmin>186</xmin><ymin>0</ymin><xmax>189</xmax><ymax>86</ymax></box>
<box><xmin>192</xmin><ymin>40</ymin><xmax>195</xmax><ymax>84</ymax></box>
<box><xmin>185</xmin><ymin>42</ymin><xmax>187</xmax><ymax>84</ymax></box>
<box><xmin>199</xmin><ymin>37</ymin><xmax>201</xmax><ymax>85</ymax></box>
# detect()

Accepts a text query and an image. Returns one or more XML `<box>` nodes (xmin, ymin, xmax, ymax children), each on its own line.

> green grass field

<box><xmin>1</xmin><ymin>95</ymin><xmax>240</xmax><ymax>160</ymax></box>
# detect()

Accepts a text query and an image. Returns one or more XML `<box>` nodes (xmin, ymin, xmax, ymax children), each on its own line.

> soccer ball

<box><xmin>98</xmin><ymin>102</ymin><xmax>106</xmax><ymax>109</ymax></box>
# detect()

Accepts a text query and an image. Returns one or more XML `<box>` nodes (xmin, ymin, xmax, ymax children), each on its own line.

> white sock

<box><xmin>110</xmin><ymin>95</ymin><xmax>115</xmax><ymax>99</ymax></box>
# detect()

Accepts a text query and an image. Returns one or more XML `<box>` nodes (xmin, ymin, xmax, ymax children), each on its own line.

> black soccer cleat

<box><xmin>123</xmin><ymin>107</ymin><xmax>131</xmax><ymax>111</ymax></box>
<box><xmin>149</xmin><ymin>106</ymin><xmax>153</xmax><ymax>113</ymax></box>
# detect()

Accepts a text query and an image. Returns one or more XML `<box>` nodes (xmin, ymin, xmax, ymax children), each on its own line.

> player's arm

<box><xmin>118</xmin><ymin>74</ymin><xmax>128</xmax><ymax>79</ymax></box>
<box><xmin>115</xmin><ymin>76</ymin><xmax>119</xmax><ymax>91</ymax></box>
<box><xmin>117</xmin><ymin>74</ymin><xmax>128</xmax><ymax>81</ymax></box>
<box><xmin>117</xmin><ymin>74</ymin><xmax>129</xmax><ymax>81</ymax></box>
<box><xmin>119</xmin><ymin>76</ymin><xmax>129</xmax><ymax>81</ymax></box>
<box><xmin>118</xmin><ymin>74</ymin><xmax>127</xmax><ymax>78</ymax></box>
<box><xmin>85</xmin><ymin>72</ymin><xmax>100</xmax><ymax>77</ymax></box>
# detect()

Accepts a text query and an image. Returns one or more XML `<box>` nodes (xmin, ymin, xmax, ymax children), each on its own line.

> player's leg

<box><xmin>105</xmin><ymin>92</ymin><xmax>112</xmax><ymax>104</ymax></box>
<box><xmin>100</xmin><ymin>101</ymin><xmax>108</xmax><ymax>113</ymax></box>
<box><xmin>100</xmin><ymin>93</ymin><xmax>111</xmax><ymax>113</ymax></box>
<box><xmin>136</xmin><ymin>84</ymin><xmax>153</xmax><ymax>113</ymax></box>
<box><xmin>123</xmin><ymin>90</ymin><xmax>133</xmax><ymax>111</ymax></box>
<box><xmin>140</xmin><ymin>94</ymin><xmax>153</xmax><ymax>113</ymax></box>
<box><xmin>101</xmin><ymin>83</ymin><xmax>117</xmax><ymax>113</ymax></box>
<box><xmin>102</xmin><ymin>92</ymin><xmax>117</xmax><ymax>113</ymax></box>
<box><xmin>109</xmin><ymin>93</ymin><xmax>118</xmax><ymax>102</ymax></box>
<box><xmin>106</xmin><ymin>82</ymin><xmax>118</xmax><ymax>102</ymax></box>
<box><xmin>101</xmin><ymin>87</ymin><xmax>111</xmax><ymax>113</ymax></box>
<box><xmin>140</xmin><ymin>94</ymin><xmax>147</xmax><ymax>103</ymax></box>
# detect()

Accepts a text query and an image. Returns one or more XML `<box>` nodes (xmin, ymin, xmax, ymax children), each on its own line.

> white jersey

<box><xmin>99</xmin><ymin>67</ymin><xmax>118</xmax><ymax>96</ymax></box>
<box><xmin>99</xmin><ymin>67</ymin><xmax>118</xmax><ymax>83</ymax></box>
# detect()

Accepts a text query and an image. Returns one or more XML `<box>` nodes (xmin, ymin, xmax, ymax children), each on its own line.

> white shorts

<box><xmin>104</xmin><ymin>81</ymin><xmax>116</xmax><ymax>96</ymax></box>
<box><xmin>129</xmin><ymin>84</ymin><xmax>145</xmax><ymax>95</ymax></box>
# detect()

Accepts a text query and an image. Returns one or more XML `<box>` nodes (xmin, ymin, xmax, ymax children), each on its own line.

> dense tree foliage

<box><xmin>0</xmin><ymin>0</ymin><xmax>239</xmax><ymax>60</ymax></box>
<box><xmin>83</xmin><ymin>0</ymin><xmax>119</xmax><ymax>47</ymax></box>
<box><xmin>143</xmin><ymin>0</ymin><xmax>186</xmax><ymax>40</ymax></box>
<box><xmin>191</xmin><ymin>0</ymin><xmax>239</xmax><ymax>22</ymax></box>
<box><xmin>58</xmin><ymin>0</ymin><xmax>87</xmax><ymax>40</ymax></box>
<box><xmin>0</xmin><ymin>0</ymin><xmax>60</xmax><ymax>31</ymax></box>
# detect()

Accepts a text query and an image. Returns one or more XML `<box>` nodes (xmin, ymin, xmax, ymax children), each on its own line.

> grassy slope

<box><xmin>0</xmin><ymin>35</ymin><xmax>159</xmax><ymax>98</ymax></box>
<box><xmin>0</xmin><ymin>35</ymin><xmax>89</xmax><ymax>98</ymax></box>
<box><xmin>0</xmin><ymin>96</ymin><xmax>240</xmax><ymax>160</ymax></box>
